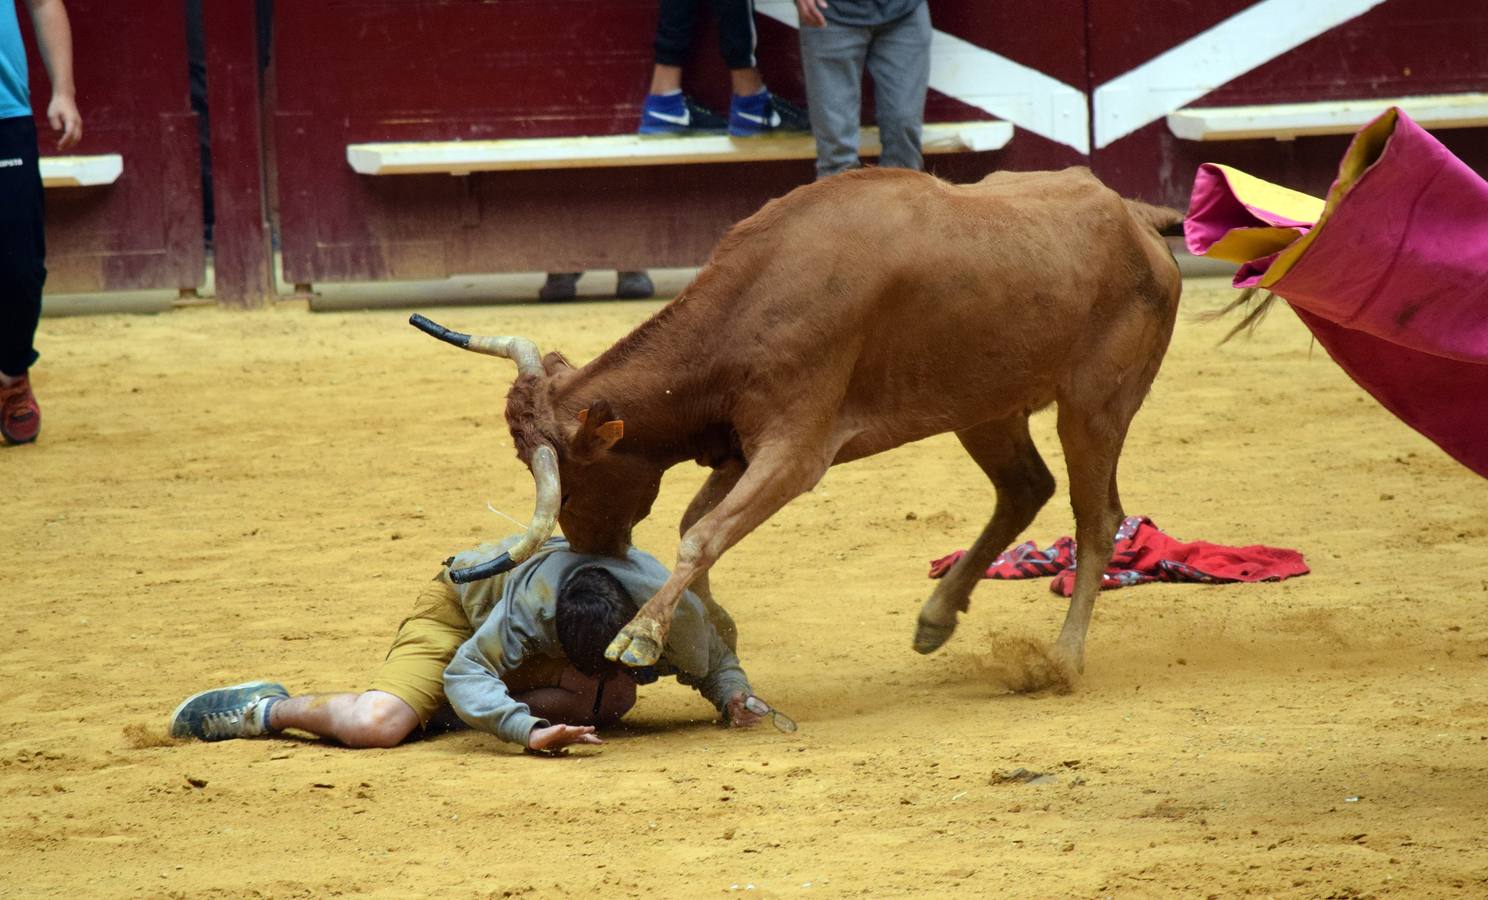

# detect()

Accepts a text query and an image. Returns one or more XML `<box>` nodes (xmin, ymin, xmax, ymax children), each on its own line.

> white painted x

<box><xmin>756</xmin><ymin>0</ymin><xmax>1389</xmax><ymax>153</ymax></box>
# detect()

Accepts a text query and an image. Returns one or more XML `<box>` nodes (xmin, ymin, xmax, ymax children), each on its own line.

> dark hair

<box><xmin>556</xmin><ymin>566</ymin><xmax>636</xmax><ymax>677</ymax></box>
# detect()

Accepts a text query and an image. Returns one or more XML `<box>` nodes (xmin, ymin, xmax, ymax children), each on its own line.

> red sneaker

<box><xmin>0</xmin><ymin>376</ymin><xmax>40</xmax><ymax>444</ymax></box>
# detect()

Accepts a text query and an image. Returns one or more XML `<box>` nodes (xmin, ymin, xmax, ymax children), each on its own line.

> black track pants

<box><xmin>0</xmin><ymin>115</ymin><xmax>45</xmax><ymax>377</ymax></box>
<box><xmin>653</xmin><ymin>0</ymin><xmax>757</xmax><ymax>70</ymax></box>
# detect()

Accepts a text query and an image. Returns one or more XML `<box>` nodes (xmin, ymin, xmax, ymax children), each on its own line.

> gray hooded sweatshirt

<box><xmin>442</xmin><ymin>537</ymin><xmax>751</xmax><ymax>746</ymax></box>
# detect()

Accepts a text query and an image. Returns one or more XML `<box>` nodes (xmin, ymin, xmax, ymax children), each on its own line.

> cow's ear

<box><xmin>593</xmin><ymin>420</ymin><xmax>625</xmax><ymax>450</ymax></box>
<box><xmin>542</xmin><ymin>351</ymin><xmax>574</xmax><ymax>377</ymax></box>
<box><xmin>575</xmin><ymin>401</ymin><xmax>624</xmax><ymax>455</ymax></box>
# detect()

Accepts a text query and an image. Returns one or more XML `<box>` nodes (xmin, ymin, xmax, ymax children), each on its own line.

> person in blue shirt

<box><xmin>1</xmin><ymin>0</ymin><xmax>81</xmax><ymax>445</ymax></box>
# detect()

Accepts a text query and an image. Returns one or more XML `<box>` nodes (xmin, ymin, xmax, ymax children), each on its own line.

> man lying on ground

<box><xmin>169</xmin><ymin>536</ymin><xmax>761</xmax><ymax>753</ymax></box>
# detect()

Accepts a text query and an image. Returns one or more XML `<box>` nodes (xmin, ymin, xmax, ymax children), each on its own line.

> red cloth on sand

<box><xmin>927</xmin><ymin>516</ymin><xmax>1308</xmax><ymax>597</ymax></box>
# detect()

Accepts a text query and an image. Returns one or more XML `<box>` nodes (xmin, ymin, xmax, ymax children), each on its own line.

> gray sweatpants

<box><xmin>798</xmin><ymin>3</ymin><xmax>932</xmax><ymax>180</ymax></box>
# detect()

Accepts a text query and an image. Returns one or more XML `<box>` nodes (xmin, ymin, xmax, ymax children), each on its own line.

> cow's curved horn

<box><xmin>448</xmin><ymin>444</ymin><xmax>561</xmax><ymax>583</ymax></box>
<box><xmin>409</xmin><ymin>314</ymin><xmax>544</xmax><ymax>379</ymax></box>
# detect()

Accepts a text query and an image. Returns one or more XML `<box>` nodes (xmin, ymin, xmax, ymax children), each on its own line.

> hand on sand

<box><xmin>725</xmin><ymin>692</ymin><xmax>764</xmax><ymax>728</ymax></box>
<box><xmin>526</xmin><ymin>723</ymin><xmax>602</xmax><ymax>755</ymax></box>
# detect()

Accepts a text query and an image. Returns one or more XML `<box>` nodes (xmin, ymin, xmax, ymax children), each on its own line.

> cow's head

<box><xmin>409</xmin><ymin>315</ymin><xmax>660</xmax><ymax>582</ymax></box>
<box><xmin>546</xmin><ymin>395</ymin><xmax>663</xmax><ymax>558</ymax></box>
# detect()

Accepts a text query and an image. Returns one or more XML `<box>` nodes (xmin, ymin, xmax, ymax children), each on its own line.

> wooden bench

<box><xmin>39</xmin><ymin>154</ymin><xmax>124</xmax><ymax>187</ymax></box>
<box><xmin>346</xmin><ymin>121</ymin><xmax>1013</xmax><ymax>175</ymax></box>
<box><xmin>1167</xmin><ymin>93</ymin><xmax>1488</xmax><ymax>141</ymax></box>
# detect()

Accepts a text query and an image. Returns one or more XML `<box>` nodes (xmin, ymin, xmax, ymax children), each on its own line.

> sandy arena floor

<box><xmin>3</xmin><ymin>277</ymin><xmax>1487</xmax><ymax>898</ymax></box>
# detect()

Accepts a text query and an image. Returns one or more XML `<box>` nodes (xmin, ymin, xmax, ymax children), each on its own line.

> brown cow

<box><xmin>412</xmin><ymin>165</ymin><xmax>1184</xmax><ymax>675</ymax></box>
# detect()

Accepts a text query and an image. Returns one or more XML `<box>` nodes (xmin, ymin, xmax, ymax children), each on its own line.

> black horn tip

<box><xmin>448</xmin><ymin>552</ymin><xmax>516</xmax><ymax>583</ymax></box>
<box><xmin>408</xmin><ymin>314</ymin><xmax>471</xmax><ymax>348</ymax></box>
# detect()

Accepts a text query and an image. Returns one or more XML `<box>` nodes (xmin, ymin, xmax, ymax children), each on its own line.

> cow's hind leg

<box><xmin>607</xmin><ymin>441</ymin><xmax>830</xmax><ymax>667</ymax></box>
<box><xmin>679</xmin><ymin>460</ymin><xmax>747</xmax><ymax>651</ymax></box>
<box><xmin>1051</xmin><ymin>400</ymin><xmax>1136</xmax><ymax>674</ymax></box>
<box><xmin>915</xmin><ymin>415</ymin><xmax>1055</xmax><ymax>654</ymax></box>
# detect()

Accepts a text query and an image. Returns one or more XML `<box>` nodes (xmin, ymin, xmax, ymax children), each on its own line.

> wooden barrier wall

<box><xmin>22</xmin><ymin>0</ymin><xmax>202</xmax><ymax>295</ymax></box>
<box><xmin>1089</xmin><ymin>0</ymin><xmax>1488</xmax><ymax>203</ymax></box>
<box><xmin>25</xmin><ymin>0</ymin><xmax>1488</xmax><ymax>304</ymax></box>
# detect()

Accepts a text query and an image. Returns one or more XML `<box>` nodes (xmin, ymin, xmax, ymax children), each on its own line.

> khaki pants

<box><xmin>366</xmin><ymin>577</ymin><xmax>473</xmax><ymax>725</ymax></box>
<box><xmin>367</xmin><ymin>575</ymin><xmax>578</xmax><ymax>726</ymax></box>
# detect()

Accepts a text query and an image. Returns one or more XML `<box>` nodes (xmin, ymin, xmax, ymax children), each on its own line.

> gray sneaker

<box><xmin>169</xmin><ymin>680</ymin><xmax>289</xmax><ymax>741</ymax></box>
<box><xmin>538</xmin><ymin>272</ymin><xmax>581</xmax><ymax>302</ymax></box>
<box><xmin>615</xmin><ymin>270</ymin><xmax>655</xmax><ymax>299</ymax></box>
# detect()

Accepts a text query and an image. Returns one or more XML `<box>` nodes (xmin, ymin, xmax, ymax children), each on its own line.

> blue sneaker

<box><xmin>638</xmin><ymin>92</ymin><xmax>729</xmax><ymax>135</ymax></box>
<box><xmin>729</xmin><ymin>90</ymin><xmax>810</xmax><ymax>137</ymax></box>
<box><xmin>169</xmin><ymin>680</ymin><xmax>289</xmax><ymax>741</ymax></box>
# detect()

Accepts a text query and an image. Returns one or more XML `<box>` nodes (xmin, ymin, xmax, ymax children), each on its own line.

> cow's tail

<box><xmin>1123</xmin><ymin>199</ymin><xmax>1187</xmax><ymax>237</ymax></box>
<box><xmin>1201</xmin><ymin>286</ymin><xmax>1284</xmax><ymax>344</ymax></box>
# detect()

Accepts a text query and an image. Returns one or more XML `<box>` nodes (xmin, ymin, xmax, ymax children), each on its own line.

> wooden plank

<box><xmin>346</xmin><ymin>122</ymin><xmax>1014</xmax><ymax>176</ymax></box>
<box><xmin>1168</xmin><ymin>93</ymin><xmax>1488</xmax><ymax>141</ymax></box>
<box><xmin>38</xmin><ymin>154</ymin><xmax>124</xmax><ymax>187</ymax></box>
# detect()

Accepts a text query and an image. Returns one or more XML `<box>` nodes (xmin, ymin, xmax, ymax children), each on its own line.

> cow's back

<box><xmin>691</xmin><ymin>167</ymin><xmax>1180</xmax><ymax>455</ymax></box>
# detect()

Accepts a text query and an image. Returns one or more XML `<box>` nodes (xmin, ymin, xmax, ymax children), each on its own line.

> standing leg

<box><xmin>644</xmin><ymin>0</ymin><xmax>737</xmax><ymax>134</ymax></box>
<box><xmin>915</xmin><ymin>415</ymin><xmax>1055</xmax><ymax>653</ymax></box>
<box><xmin>710</xmin><ymin>0</ymin><xmax>759</xmax><ymax>74</ymax></box>
<box><xmin>607</xmin><ymin>440</ymin><xmax>830</xmax><ymax>666</ymax></box>
<box><xmin>864</xmin><ymin>3</ymin><xmax>931</xmax><ymax>172</ymax></box>
<box><xmin>652</xmin><ymin>0</ymin><xmax>702</xmax><ymax>87</ymax></box>
<box><xmin>799</xmin><ymin>20</ymin><xmax>871</xmax><ymax>179</ymax></box>
<box><xmin>714</xmin><ymin>0</ymin><xmax>810</xmax><ymax>135</ymax></box>
<box><xmin>0</xmin><ymin>116</ymin><xmax>47</xmax><ymax>445</ymax></box>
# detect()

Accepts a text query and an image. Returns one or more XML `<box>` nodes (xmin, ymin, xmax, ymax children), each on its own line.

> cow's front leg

<box><xmin>605</xmin><ymin>539</ymin><xmax>703</xmax><ymax>667</ymax></box>
<box><xmin>680</xmin><ymin>461</ymin><xmax>747</xmax><ymax>651</ymax></box>
<box><xmin>606</xmin><ymin>442</ymin><xmax>828</xmax><ymax>666</ymax></box>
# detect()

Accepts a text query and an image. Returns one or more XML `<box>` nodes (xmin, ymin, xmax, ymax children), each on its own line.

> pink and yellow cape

<box><xmin>1186</xmin><ymin>108</ymin><xmax>1488</xmax><ymax>478</ymax></box>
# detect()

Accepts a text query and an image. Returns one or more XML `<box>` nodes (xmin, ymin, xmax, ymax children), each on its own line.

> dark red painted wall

<box><xmin>269</xmin><ymin>0</ymin><xmax>1052</xmax><ymax>285</ymax></box>
<box><xmin>29</xmin><ymin>1</ymin><xmax>1488</xmax><ymax>298</ymax></box>
<box><xmin>24</xmin><ymin>0</ymin><xmax>203</xmax><ymax>294</ymax></box>
<box><xmin>927</xmin><ymin>2</ymin><xmax>1090</xmax><ymax>175</ymax></box>
<box><xmin>202</xmin><ymin>0</ymin><xmax>275</xmax><ymax>307</ymax></box>
<box><xmin>1091</xmin><ymin>0</ymin><xmax>1488</xmax><ymax>204</ymax></box>
<box><xmin>271</xmin><ymin>0</ymin><xmax>818</xmax><ymax>284</ymax></box>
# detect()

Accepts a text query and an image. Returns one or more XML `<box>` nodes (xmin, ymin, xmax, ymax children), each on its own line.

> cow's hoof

<box><xmin>913</xmin><ymin>617</ymin><xmax>957</xmax><ymax>655</ymax></box>
<box><xmin>1051</xmin><ymin>638</ymin><xmax>1086</xmax><ymax>675</ymax></box>
<box><xmin>605</xmin><ymin>619</ymin><xmax>664</xmax><ymax>667</ymax></box>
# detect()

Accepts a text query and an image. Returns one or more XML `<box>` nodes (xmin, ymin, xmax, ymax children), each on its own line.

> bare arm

<box><xmin>23</xmin><ymin>0</ymin><xmax>81</xmax><ymax>149</ymax></box>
